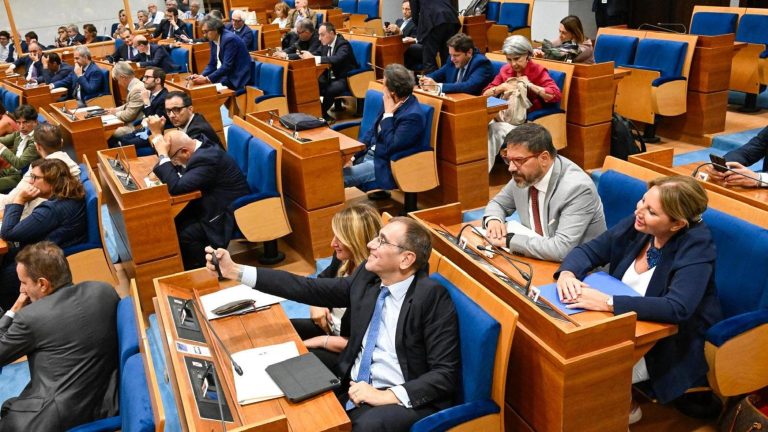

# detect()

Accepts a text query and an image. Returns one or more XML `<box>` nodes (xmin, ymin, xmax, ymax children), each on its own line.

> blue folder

<box><xmin>487</xmin><ymin>96</ymin><xmax>508</xmax><ymax>109</ymax></box>
<box><xmin>537</xmin><ymin>271</ymin><xmax>642</xmax><ymax>315</ymax></box>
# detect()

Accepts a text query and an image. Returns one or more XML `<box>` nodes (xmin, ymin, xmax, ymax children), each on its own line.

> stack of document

<box><xmin>231</xmin><ymin>341</ymin><xmax>300</xmax><ymax>404</ymax></box>
<box><xmin>200</xmin><ymin>284</ymin><xmax>284</xmax><ymax>320</ymax></box>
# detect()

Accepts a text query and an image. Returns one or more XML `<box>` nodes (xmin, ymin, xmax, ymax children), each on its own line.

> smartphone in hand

<box><xmin>709</xmin><ymin>154</ymin><xmax>728</xmax><ymax>173</ymax></box>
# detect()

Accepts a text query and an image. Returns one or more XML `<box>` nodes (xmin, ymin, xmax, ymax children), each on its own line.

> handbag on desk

<box><xmin>495</xmin><ymin>78</ymin><xmax>531</xmax><ymax>126</ymax></box>
<box><xmin>720</xmin><ymin>393</ymin><xmax>768</xmax><ymax>432</ymax></box>
<box><xmin>279</xmin><ymin>113</ymin><xmax>328</xmax><ymax>131</ymax></box>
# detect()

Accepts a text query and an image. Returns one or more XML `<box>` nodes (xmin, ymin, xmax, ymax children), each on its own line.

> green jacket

<box><xmin>0</xmin><ymin>131</ymin><xmax>39</xmax><ymax>175</ymax></box>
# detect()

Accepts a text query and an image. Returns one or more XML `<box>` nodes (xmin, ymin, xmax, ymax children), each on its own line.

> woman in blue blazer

<box><xmin>0</xmin><ymin>159</ymin><xmax>87</xmax><ymax>309</ymax></box>
<box><xmin>555</xmin><ymin>176</ymin><xmax>722</xmax><ymax>419</ymax></box>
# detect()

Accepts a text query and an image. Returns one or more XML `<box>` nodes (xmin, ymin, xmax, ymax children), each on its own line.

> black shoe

<box><xmin>367</xmin><ymin>191</ymin><xmax>391</xmax><ymax>200</ymax></box>
<box><xmin>673</xmin><ymin>392</ymin><xmax>722</xmax><ymax>420</ymax></box>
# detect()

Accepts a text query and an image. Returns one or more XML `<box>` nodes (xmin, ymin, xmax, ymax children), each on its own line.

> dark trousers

<box><xmin>177</xmin><ymin>220</ymin><xmax>210</xmax><ymax>270</ymax></box>
<box><xmin>420</xmin><ymin>23</ymin><xmax>460</xmax><ymax>73</ymax></box>
<box><xmin>0</xmin><ymin>258</ymin><xmax>20</xmax><ymax>311</ymax></box>
<box><xmin>336</xmin><ymin>393</ymin><xmax>437</xmax><ymax>432</ymax></box>
<box><xmin>404</xmin><ymin>43</ymin><xmax>424</xmax><ymax>71</ymax></box>
<box><xmin>290</xmin><ymin>318</ymin><xmax>341</xmax><ymax>371</ymax></box>
<box><xmin>319</xmin><ymin>75</ymin><xmax>349</xmax><ymax>118</ymax></box>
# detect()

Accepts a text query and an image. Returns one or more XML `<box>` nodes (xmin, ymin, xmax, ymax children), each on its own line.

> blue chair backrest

<box><xmin>247</xmin><ymin>136</ymin><xmax>278</xmax><ymax>196</ymax></box>
<box><xmin>316</xmin><ymin>13</ymin><xmax>324</xmax><ymax>27</ymax></box>
<box><xmin>357</xmin><ymin>89</ymin><xmax>384</xmax><ymax>142</ymax></box>
<box><xmin>498</xmin><ymin>2</ymin><xmax>529</xmax><ymax>31</ymax></box>
<box><xmin>417</xmin><ymin>102</ymin><xmax>435</xmax><ymax>150</ymax></box>
<box><xmin>115</xmin><ymin>37</ymin><xmax>124</xmax><ymax>50</ymax></box>
<box><xmin>183</xmin><ymin>22</ymin><xmax>193</xmax><ymax>38</ymax></box>
<box><xmin>117</xmin><ymin>297</ymin><xmax>140</xmax><ymax>374</ymax></box>
<box><xmin>227</xmin><ymin>124</ymin><xmax>252</xmax><ymax>175</ymax></box>
<box><xmin>250</xmin><ymin>60</ymin><xmax>263</xmax><ymax>91</ymax></box>
<box><xmin>430</xmin><ymin>273</ymin><xmax>500</xmax><ymax>404</ymax></box>
<box><xmin>356</xmin><ymin>0</ymin><xmax>379</xmax><ymax>19</ymax></box>
<box><xmin>339</xmin><ymin>0</ymin><xmax>357</xmax><ymax>14</ymax></box>
<box><xmin>96</xmin><ymin>68</ymin><xmax>111</xmax><ymax>97</ymax></box>
<box><xmin>121</xmin><ymin>354</ymin><xmax>155</xmax><ymax>432</ymax></box>
<box><xmin>735</xmin><ymin>14</ymin><xmax>768</xmax><ymax>45</ymax></box>
<box><xmin>82</xmin><ymin>173</ymin><xmax>102</xmax><ymax>248</ymax></box>
<box><xmin>690</xmin><ymin>12</ymin><xmax>739</xmax><ymax>36</ymax></box>
<box><xmin>3</xmin><ymin>91</ymin><xmax>19</xmax><ymax>113</ymax></box>
<box><xmin>490</xmin><ymin>59</ymin><xmax>505</xmax><ymax>76</ymax></box>
<box><xmin>486</xmin><ymin>1</ymin><xmax>501</xmax><ymax>22</ymax></box>
<box><xmin>348</xmin><ymin>40</ymin><xmax>371</xmax><ymax>74</ymax></box>
<box><xmin>252</xmin><ymin>29</ymin><xmax>260</xmax><ymax>51</ymax></box>
<box><xmin>284</xmin><ymin>0</ymin><xmax>295</xmax><ymax>7</ymax></box>
<box><xmin>594</xmin><ymin>34</ymin><xmax>639</xmax><ymax>66</ymax></box>
<box><xmin>633</xmin><ymin>38</ymin><xmax>688</xmax><ymax>78</ymax></box>
<box><xmin>258</xmin><ymin>63</ymin><xmax>284</xmax><ymax>96</ymax></box>
<box><xmin>596</xmin><ymin>170</ymin><xmax>648</xmax><ymax>229</ymax></box>
<box><xmin>547</xmin><ymin>69</ymin><xmax>566</xmax><ymax>109</ymax></box>
<box><xmin>95</xmin><ymin>35</ymin><xmax>111</xmax><ymax>42</ymax></box>
<box><xmin>170</xmin><ymin>47</ymin><xmax>189</xmax><ymax>73</ymax></box>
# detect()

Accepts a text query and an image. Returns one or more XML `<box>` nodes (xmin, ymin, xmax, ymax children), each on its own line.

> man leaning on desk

<box><xmin>483</xmin><ymin>123</ymin><xmax>606</xmax><ymax>261</ymax></box>
<box><xmin>187</xmin><ymin>15</ymin><xmax>252</xmax><ymax>94</ymax></box>
<box><xmin>419</xmin><ymin>33</ymin><xmax>493</xmax><ymax>96</ymax></box>
<box><xmin>205</xmin><ymin>216</ymin><xmax>459</xmax><ymax>432</ymax></box>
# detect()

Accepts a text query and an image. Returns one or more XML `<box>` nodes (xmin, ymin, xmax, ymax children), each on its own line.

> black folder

<box><xmin>265</xmin><ymin>353</ymin><xmax>342</xmax><ymax>402</ymax></box>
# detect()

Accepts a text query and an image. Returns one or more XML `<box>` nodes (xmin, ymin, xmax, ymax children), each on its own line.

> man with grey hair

<box><xmin>482</xmin><ymin>123</ymin><xmax>605</xmax><ymax>261</ymax></box>
<box><xmin>136</xmin><ymin>9</ymin><xmax>157</xmax><ymax>31</ymax></box>
<box><xmin>344</xmin><ymin>64</ymin><xmax>429</xmax><ymax>194</ymax></box>
<box><xmin>277</xmin><ymin>18</ymin><xmax>320</xmax><ymax>60</ymax></box>
<box><xmin>108</xmin><ymin>62</ymin><xmax>144</xmax><ymax>129</ymax></box>
<box><xmin>226</xmin><ymin>9</ymin><xmax>255</xmax><ymax>49</ymax></box>
<box><xmin>66</xmin><ymin>24</ymin><xmax>85</xmax><ymax>46</ymax></box>
<box><xmin>183</xmin><ymin>0</ymin><xmax>205</xmax><ymax>21</ymax></box>
<box><xmin>71</xmin><ymin>45</ymin><xmax>106</xmax><ymax>106</ymax></box>
<box><xmin>188</xmin><ymin>15</ymin><xmax>251</xmax><ymax>93</ymax></box>
<box><xmin>147</xmin><ymin>3</ymin><xmax>165</xmax><ymax>25</ymax></box>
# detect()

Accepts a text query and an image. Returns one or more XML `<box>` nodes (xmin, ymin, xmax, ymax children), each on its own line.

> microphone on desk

<box><xmin>181</xmin><ymin>299</ymin><xmax>244</xmax><ymax>376</ymax></box>
<box><xmin>267</xmin><ymin>109</ymin><xmax>281</xmax><ymax>127</ymax></box>
<box><xmin>457</xmin><ymin>223</ymin><xmax>534</xmax><ymax>292</ymax></box>
<box><xmin>691</xmin><ymin>162</ymin><xmax>768</xmax><ymax>186</ymax></box>
<box><xmin>637</xmin><ymin>23</ymin><xmax>686</xmax><ymax>34</ymax></box>
<box><xmin>201</xmin><ymin>360</ymin><xmax>227</xmax><ymax>432</ymax></box>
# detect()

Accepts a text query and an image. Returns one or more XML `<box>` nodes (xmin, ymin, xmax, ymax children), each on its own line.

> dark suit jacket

<box><xmin>557</xmin><ymin>215</ymin><xmax>723</xmax><ymax>403</ymax></box>
<box><xmin>316</xmin><ymin>255</ymin><xmax>351</xmax><ymax>338</ymax></box>
<box><xmin>724</xmin><ymin>125</ymin><xmax>768</xmax><ymax>172</ymax></box>
<box><xmin>75</xmin><ymin>62</ymin><xmax>107</xmax><ymax>103</ymax></box>
<box><xmin>184</xmin><ymin>113</ymin><xmax>222</xmax><ymax>147</ymax></box>
<box><xmin>133</xmin><ymin>44</ymin><xmax>176</xmax><ymax>72</ymax></box>
<box><xmin>410</xmin><ymin>0</ymin><xmax>459</xmax><ymax>42</ymax></box>
<box><xmin>315</xmin><ymin>34</ymin><xmax>357</xmax><ymax>81</ymax></box>
<box><xmin>356</xmin><ymin>95</ymin><xmax>428</xmax><ymax>190</ymax></box>
<box><xmin>226</xmin><ymin>23</ymin><xmax>256</xmax><ymax>51</ymax></box>
<box><xmin>202</xmin><ymin>30</ymin><xmax>252</xmax><ymax>93</ymax></box>
<box><xmin>153</xmin><ymin>141</ymin><xmax>249</xmax><ymax>247</ymax></box>
<box><xmin>283</xmin><ymin>31</ymin><xmax>322</xmax><ymax>60</ymax></box>
<box><xmin>1</xmin><ymin>44</ymin><xmax>13</xmax><ymax>63</ymax></box>
<box><xmin>145</xmin><ymin>87</ymin><xmax>168</xmax><ymax>118</ymax></box>
<box><xmin>40</xmin><ymin>62</ymin><xmax>74</xmax><ymax>85</ymax></box>
<box><xmin>1</xmin><ymin>199</ymin><xmax>87</xmax><ymax>251</ymax></box>
<box><xmin>12</xmin><ymin>57</ymin><xmax>43</xmax><ymax>79</ymax></box>
<box><xmin>67</xmin><ymin>33</ymin><xmax>86</xmax><ymax>46</ymax></box>
<box><xmin>256</xmin><ymin>265</ymin><xmax>459</xmax><ymax>410</ymax></box>
<box><xmin>153</xmin><ymin>19</ymin><xmax>189</xmax><ymax>39</ymax></box>
<box><xmin>395</xmin><ymin>18</ymin><xmax>417</xmax><ymax>38</ymax></box>
<box><xmin>108</xmin><ymin>43</ymin><xmax>139</xmax><ymax>63</ymax></box>
<box><xmin>0</xmin><ymin>281</ymin><xmax>119</xmax><ymax>431</ymax></box>
<box><xmin>426</xmin><ymin>49</ymin><xmax>493</xmax><ymax>95</ymax></box>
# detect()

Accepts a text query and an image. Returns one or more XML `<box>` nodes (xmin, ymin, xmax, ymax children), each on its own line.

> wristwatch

<box><xmin>606</xmin><ymin>296</ymin><xmax>614</xmax><ymax>308</ymax></box>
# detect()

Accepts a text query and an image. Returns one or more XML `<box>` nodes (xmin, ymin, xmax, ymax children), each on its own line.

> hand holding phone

<box><xmin>709</xmin><ymin>154</ymin><xmax>728</xmax><ymax>173</ymax></box>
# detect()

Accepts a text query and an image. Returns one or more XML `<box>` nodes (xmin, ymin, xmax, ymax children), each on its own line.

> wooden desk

<box><xmin>153</xmin><ymin>269</ymin><xmax>350</xmax><ymax>431</ymax></box>
<box><xmin>245</xmin><ymin>112</ymin><xmax>364</xmax><ymax>261</ymax></box>
<box><xmin>46</xmin><ymin>40</ymin><xmax>116</xmax><ymax>65</ymax></box>
<box><xmin>252</xmin><ymin>51</ymin><xmax>322</xmax><ymax>116</ymax></box>
<box><xmin>0</xmin><ymin>238</ymin><xmax>6</xmax><ymax>255</ymax></box>
<box><xmin>0</xmin><ymin>76</ymin><xmax>58</xmax><ymax>111</ymax></box>
<box><xmin>411</xmin><ymin>203</ymin><xmax>677</xmax><ymax>432</ymax></box>
<box><xmin>44</xmin><ymin>102</ymin><xmax>124</xmax><ymax>163</ymax></box>
<box><xmin>97</xmin><ymin>146</ymin><xmax>199</xmax><ymax>319</ymax></box>
<box><xmin>460</xmin><ymin>15</ymin><xmax>489</xmax><ymax>53</ymax></box>
<box><xmin>249</xmin><ymin>23</ymin><xmax>282</xmax><ymax>49</ymax></box>
<box><xmin>164</xmin><ymin>79</ymin><xmax>233</xmax><ymax>144</ymax></box>
<box><xmin>340</xmin><ymin>31</ymin><xmax>404</xmax><ymax>79</ymax></box>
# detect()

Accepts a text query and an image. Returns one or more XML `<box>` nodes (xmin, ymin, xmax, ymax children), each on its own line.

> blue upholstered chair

<box><xmin>94</xmin><ymin>35</ymin><xmax>112</xmax><ymax>42</ymax></box>
<box><xmin>284</xmin><ymin>0</ymin><xmax>296</xmax><ymax>8</ymax></box>
<box><xmin>486</xmin><ymin>1</ymin><xmax>501</xmax><ymax>22</ymax></box>
<box><xmin>115</xmin><ymin>37</ymin><xmax>124</xmax><ymax>51</ymax></box>
<box><xmin>63</xmin><ymin>159</ymin><xmax>117</xmax><ymax>285</ymax></box>
<box><xmin>170</xmin><ymin>46</ymin><xmax>189</xmax><ymax>73</ymax></box>
<box><xmin>339</xmin><ymin>40</ymin><xmax>375</xmax><ymax>114</ymax></box>
<box><xmin>528</xmin><ymin>59</ymin><xmax>573</xmax><ymax>150</ymax></box>
<box><xmin>410</xmin><ymin>254</ymin><xmax>518</xmax><ymax>431</ymax></box>
<box><xmin>226</xmin><ymin>117</ymin><xmax>292</xmax><ymax>264</ymax></box>
<box><xmin>85</xmin><ymin>67</ymin><xmax>116</xmax><ymax>108</ymax></box>
<box><xmin>730</xmin><ymin>10</ymin><xmax>768</xmax><ymax>111</ymax></box>
<box><xmin>338</xmin><ymin>0</ymin><xmax>357</xmax><ymax>14</ymax></box>
<box><xmin>117</xmin><ymin>297</ymin><xmax>140</xmax><ymax>376</ymax></box>
<box><xmin>690</xmin><ymin>12</ymin><xmax>739</xmax><ymax>36</ymax></box>
<box><xmin>245</xmin><ymin>60</ymin><xmax>289</xmax><ymax>115</ymax></box>
<box><xmin>597</xmin><ymin>166</ymin><xmax>768</xmax><ymax>398</ymax></box>
<box><xmin>2</xmin><ymin>89</ymin><xmax>20</xmax><ymax>113</ymax></box>
<box><xmin>486</xmin><ymin>0</ymin><xmax>533</xmax><ymax>51</ymax></box>
<box><xmin>594</xmin><ymin>34</ymin><xmax>639</xmax><ymax>66</ymax></box>
<box><xmin>356</xmin><ymin>0</ymin><xmax>379</xmax><ymax>20</ymax></box>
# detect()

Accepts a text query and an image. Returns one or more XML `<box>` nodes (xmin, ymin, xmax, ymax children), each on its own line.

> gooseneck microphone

<box><xmin>691</xmin><ymin>162</ymin><xmax>768</xmax><ymax>187</ymax></box>
<box><xmin>181</xmin><ymin>299</ymin><xmax>244</xmax><ymax>376</ymax></box>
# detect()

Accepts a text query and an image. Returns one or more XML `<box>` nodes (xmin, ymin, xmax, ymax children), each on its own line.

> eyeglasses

<box><xmin>232</xmin><ymin>18</ymin><xmax>243</xmax><ymax>23</ymax></box>
<box><xmin>142</xmin><ymin>74</ymin><xmax>156</xmax><ymax>80</ymax></box>
<box><xmin>28</xmin><ymin>173</ymin><xmax>42</xmax><ymax>181</ymax></box>
<box><xmin>169</xmin><ymin>146</ymin><xmax>185</xmax><ymax>161</ymax></box>
<box><xmin>166</xmin><ymin>105</ymin><xmax>189</xmax><ymax>116</ymax></box>
<box><xmin>506</xmin><ymin>152</ymin><xmax>542</xmax><ymax>167</ymax></box>
<box><xmin>372</xmin><ymin>236</ymin><xmax>406</xmax><ymax>251</ymax></box>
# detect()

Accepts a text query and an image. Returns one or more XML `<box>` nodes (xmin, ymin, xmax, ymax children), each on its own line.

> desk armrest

<box><xmin>652</xmin><ymin>76</ymin><xmax>686</xmax><ymax>87</ymax></box>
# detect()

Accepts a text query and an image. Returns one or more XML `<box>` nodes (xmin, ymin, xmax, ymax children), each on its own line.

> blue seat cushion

<box><xmin>498</xmin><ymin>3</ymin><xmax>529</xmax><ymax>32</ymax></box>
<box><xmin>633</xmin><ymin>38</ymin><xmax>688</xmax><ymax>78</ymax></box>
<box><xmin>62</xmin><ymin>242</ymin><xmax>102</xmax><ymax>255</ymax></box>
<box><xmin>652</xmin><ymin>76</ymin><xmax>686</xmax><ymax>86</ymax></box>
<box><xmin>594</xmin><ymin>34</ymin><xmax>638</xmax><ymax>66</ymax></box>
<box><xmin>527</xmin><ymin>106</ymin><xmax>565</xmax><ymax>122</ymax></box>
<box><xmin>690</xmin><ymin>12</ymin><xmax>738</xmax><ymax>36</ymax></box>
<box><xmin>67</xmin><ymin>415</ymin><xmax>121</xmax><ymax>432</ymax></box>
<box><xmin>117</xmin><ymin>297</ymin><xmax>140</xmax><ymax>373</ymax></box>
<box><xmin>120</xmin><ymin>354</ymin><xmax>155</xmax><ymax>432</ymax></box>
<box><xmin>430</xmin><ymin>273</ymin><xmax>499</xmax><ymax>404</ymax></box>
<box><xmin>410</xmin><ymin>399</ymin><xmax>500</xmax><ymax>432</ymax></box>
<box><xmin>229</xmin><ymin>191</ymin><xmax>281</xmax><ymax>211</ymax></box>
<box><xmin>706</xmin><ymin>309</ymin><xmax>768</xmax><ymax>347</ymax></box>
<box><xmin>736</xmin><ymin>14</ymin><xmax>768</xmax><ymax>45</ymax></box>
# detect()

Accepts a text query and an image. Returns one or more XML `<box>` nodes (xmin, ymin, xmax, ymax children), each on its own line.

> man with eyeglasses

<box><xmin>0</xmin><ymin>105</ymin><xmax>39</xmax><ymax>193</ymax></box>
<box><xmin>5</xmin><ymin>42</ymin><xmax>44</xmax><ymax>82</ymax></box>
<box><xmin>146</xmin><ymin>91</ymin><xmax>221</xmax><ymax>148</ymax></box>
<box><xmin>278</xmin><ymin>19</ymin><xmax>320</xmax><ymax>60</ymax></box>
<box><xmin>225</xmin><ymin>10</ymin><xmax>255</xmax><ymax>50</ymax></box>
<box><xmin>108</xmin><ymin>67</ymin><xmax>172</xmax><ymax>149</ymax></box>
<box><xmin>107</xmin><ymin>28</ymin><xmax>137</xmax><ymax>63</ymax></box>
<box><xmin>131</xmin><ymin>35</ymin><xmax>176</xmax><ymax>73</ymax></box>
<box><xmin>188</xmin><ymin>16</ymin><xmax>251</xmax><ymax>94</ymax></box>
<box><xmin>152</xmin><ymin>130</ymin><xmax>249</xmax><ymax>269</ymax></box>
<box><xmin>483</xmin><ymin>123</ymin><xmax>606</xmax><ymax>262</ymax></box>
<box><xmin>205</xmin><ymin>216</ymin><xmax>459</xmax><ymax>432</ymax></box>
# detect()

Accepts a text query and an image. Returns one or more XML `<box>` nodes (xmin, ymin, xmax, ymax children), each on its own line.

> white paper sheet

<box><xmin>231</xmin><ymin>341</ymin><xmax>299</xmax><ymax>405</ymax></box>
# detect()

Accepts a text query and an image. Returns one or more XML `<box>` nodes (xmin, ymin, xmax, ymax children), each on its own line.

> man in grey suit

<box><xmin>0</xmin><ymin>242</ymin><xmax>119</xmax><ymax>431</ymax></box>
<box><xmin>483</xmin><ymin>123</ymin><xmax>606</xmax><ymax>261</ymax></box>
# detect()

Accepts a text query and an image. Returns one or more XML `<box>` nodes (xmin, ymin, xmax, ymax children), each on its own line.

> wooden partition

<box><xmin>1</xmin><ymin>76</ymin><xmax>59</xmax><ymax>111</ymax></box>
<box><xmin>46</xmin><ymin>101</ymin><xmax>123</xmax><ymax>163</ymax></box>
<box><xmin>411</xmin><ymin>204</ymin><xmax>676</xmax><ymax>432</ymax></box>
<box><xmin>461</xmin><ymin>15</ymin><xmax>490</xmax><ymax>53</ymax></box>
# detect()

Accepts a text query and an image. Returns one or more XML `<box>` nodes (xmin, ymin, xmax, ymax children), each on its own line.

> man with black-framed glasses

<box><xmin>151</xmin><ymin>91</ymin><xmax>221</xmax><ymax>146</ymax></box>
<box><xmin>205</xmin><ymin>216</ymin><xmax>459</xmax><ymax>432</ymax></box>
<box><xmin>482</xmin><ymin>123</ymin><xmax>606</xmax><ymax>262</ymax></box>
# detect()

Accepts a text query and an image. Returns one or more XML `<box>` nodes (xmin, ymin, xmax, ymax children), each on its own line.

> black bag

<box><xmin>610</xmin><ymin>113</ymin><xmax>646</xmax><ymax>160</ymax></box>
<box><xmin>719</xmin><ymin>393</ymin><xmax>768</xmax><ymax>432</ymax></box>
<box><xmin>279</xmin><ymin>113</ymin><xmax>327</xmax><ymax>131</ymax></box>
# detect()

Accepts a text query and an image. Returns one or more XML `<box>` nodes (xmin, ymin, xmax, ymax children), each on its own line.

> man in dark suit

<box><xmin>279</xmin><ymin>19</ymin><xmax>321</xmax><ymax>60</ymax></box>
<box><xmin>132</xmin><ymin>35</ymin><xmax>177</xmax><ymax>72</ymax></box>
<box><xmin>153</xmin><ymin>130</ymin><xmax>249</xmax><ymax>269</ymax></box>
<box><xmin>0</xmin><ymin>242</ymin><xmax>119</xmax><ymax>431</ymax></box>
<box><xmin>152</xmin><ymin>7</ymin><xmax>189</xmax><ymax>39</ymax></box>
<box><xmin>70</xmin><ymin>45</ymin><xmax>107</xmax><ymax>106</ymax></box>
<box><xmin>40</xmin><ymin>52</ymin><xmax>73</xmax><ymax>85</ymax></box>
<box><xmin>410</xmin><ymin>0</ymin><xmax>460</xmax><ymax>73</ymax></box>
<box><xmin>108</xmin><ymin>28</ymin><xmax>139</xmax><ymax>63</ymax></box>
<box><xmin>420</xmin><ymin>33</ymin><xmax>493</xmax><ymax>96</ymax></box>
<box><xmin>706</xmin><ymin>125</ymin><xmax>768</xmax><ymax>188</ymax></box>
<box><xmin>299</xmin><ymin>22</ymin><xmax>357</xmax><ymax>120</ymax></box>
<box><xmin>109</xmin><ymin>67</ymin><xmax>172</xmax><ymax>148</ymax></box>
<box><xmin>344</xmin><ymin>64</ymin><xmax>428</xmax><ymax>192</ymax></box>
<box><xmin>206</xmin><ymin>216</ymin><xmax>459</xmax><ymax>432</ymax></box>
<box><xmin>226</xmin><ymin>9</ymin><xmax>256</xmax><ymax>50</ymax></box>
<box><xmin>386</xmin><ymin>0</ymin><xmax>417</xmax><ymax>39</ymax></box>
<box><xmin>189</xmin><ymin>16</ymin><xmax>252</xmax><ymax>94</ymax></box>
<box><xmin>0</xmin><ymin>31</ymin><xmax>14</xmax><ymax>63</ymax></box>
<box><xmin>66</xmin><ymin>24</ymin><xmax>86</xmax><ymax>46</ymax></box>
<box><xmin>5</xmin><ymin>42</ymin><xmax>43</xmax><ymax>82</ymax></box>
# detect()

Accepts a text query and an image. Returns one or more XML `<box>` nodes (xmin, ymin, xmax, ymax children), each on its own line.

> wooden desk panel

<box><xmin>460</xmin><ymin>15</ymin><xmax>489</xmax><ymax>53</ymax></box>
<box><xmin>688</xmin><ymin>34</ymin><xmax>736</xmax><ymax>93</ymax></box>
<box><xmin>252</xmin><ymin>52</ymin><xmax>322</xmax><ymax>117</ymax></box>
<box><xmin>411</xmin><ymin>204</ymin><xmax>676</xmax><ymax>432</ymax></box>
<box><xmin>48</xmin><ymin>102</ymin><xmax>122</xmax><ymax>163</ymax></box>
<box><xmin>154</xmin><ymin>269</ymin><xmax>350</xmax><ymax>431</ymax></box>
<box><xmin>1</xmin><ymin>77</ymin><xmax>58</xmax><ymax>111</ymax></box>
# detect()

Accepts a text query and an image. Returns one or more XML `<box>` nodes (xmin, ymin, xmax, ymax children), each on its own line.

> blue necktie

<box><xmin>345</xmin><ymin>286</ymin><xmax>390</xmax><ymax>410</ymax></box>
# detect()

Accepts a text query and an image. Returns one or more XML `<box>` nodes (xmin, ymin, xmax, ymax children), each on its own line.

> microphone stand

<box><xmin>182</xmin><ymin>299</ymin><xmax>244</xmax><ymax>376</ymax></box>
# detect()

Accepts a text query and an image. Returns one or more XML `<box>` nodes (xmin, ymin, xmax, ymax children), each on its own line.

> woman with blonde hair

<box><xmin>272</xmin><ymin>2</ymin><xmax>291</xmax><ymax>28</ymax></box>
<box><xmin>291</xmin><ymin>204</ymin><xmax>383</xmax><ymax>369</ymax></box>
<box><xmin>556</xmin><ymin>175</ymin><xmax>722</xmax><ymax>423</ymax></box>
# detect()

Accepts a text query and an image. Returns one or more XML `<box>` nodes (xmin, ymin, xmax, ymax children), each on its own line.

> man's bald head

<box><xmin>166</xmin><ymin>130</ymin><xmax>198</xmax><ymax>165</ymax></box>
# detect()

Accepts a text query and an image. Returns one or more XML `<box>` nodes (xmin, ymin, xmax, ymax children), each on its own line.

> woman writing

<box><xmin>555</xmin><ymin>176</ymin><xmax>722</xmax><ymax>423</ymax></box>
<box><xmin>290</xmin><ymin>204</ymin><xmax>383</xmax><ymax>370</ymax></box>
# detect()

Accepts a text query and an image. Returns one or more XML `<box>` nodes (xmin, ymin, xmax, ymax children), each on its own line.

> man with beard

<box><xmin>482</xmin><ymin>123</ymin><xmax>605</xmax><ymax>262</ymax></box>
